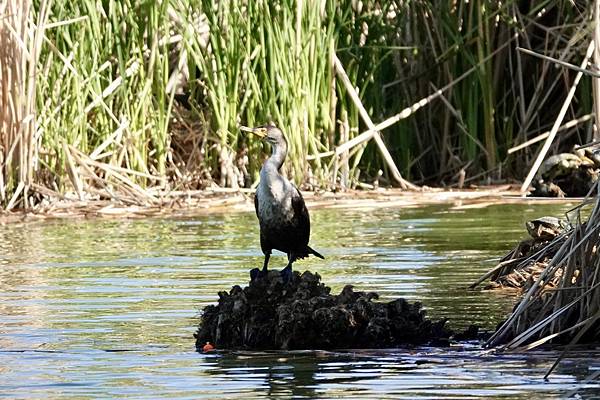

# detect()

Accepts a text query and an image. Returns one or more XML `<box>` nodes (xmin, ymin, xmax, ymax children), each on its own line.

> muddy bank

<box><xmin>2</xmin><ymin>186</ymin><xmax>534</xmax><ymax>224</ymax></box>
<box><xmin>195</xmin><ymin>270</ymin><xmax>479</xmax><ymax>350</ymax></box>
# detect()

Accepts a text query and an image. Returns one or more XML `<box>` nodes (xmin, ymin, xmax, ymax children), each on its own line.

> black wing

<box><xmin>254</xmin><ymin>190</ymin><xmax>259</xmax><ymax>219</ymax></box>
<box><xmin>291</xmin><ymin>185</ymin><xmax>310</xmax><ymax>242</ymax></box>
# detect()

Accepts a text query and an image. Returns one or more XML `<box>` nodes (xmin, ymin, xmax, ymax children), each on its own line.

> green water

<box><xmin>1</xmin><ymin>202</ymin><xmax>599</xmax><ymax>398</ymax></box>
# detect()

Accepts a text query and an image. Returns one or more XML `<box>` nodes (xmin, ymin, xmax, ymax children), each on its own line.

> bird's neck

<box><xmin>265</xmin><ymin>141</ymin><xmax>287</xmax><ymax>172</ymax></box>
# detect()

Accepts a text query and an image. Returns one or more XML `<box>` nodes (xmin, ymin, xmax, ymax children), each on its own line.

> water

<box><xmin>1</xmin><ymin>202</ymin><xmax>599</xmax><ymax>398</ymax></box>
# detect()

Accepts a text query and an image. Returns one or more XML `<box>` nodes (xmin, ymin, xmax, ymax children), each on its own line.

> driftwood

<box><xmin>520</xmin><ymin>41</ymin><xmax>596</xmax><ymax>193</ymax></box>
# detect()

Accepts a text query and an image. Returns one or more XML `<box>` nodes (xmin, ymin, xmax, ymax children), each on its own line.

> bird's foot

<box><xmin>250</xmin><ymin>267</ymin><xmax>268</xmax><ymax>282</ymax></box>
<box><xmin>280</xmin><ymin>265</ymin><xmax>293</xmax><ymax>283</ymax></box>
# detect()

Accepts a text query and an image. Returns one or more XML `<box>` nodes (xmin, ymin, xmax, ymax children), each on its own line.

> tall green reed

<box><xmin>180</xmin><ymin>0</ymin><xmax>339</xmax><ymax>187</ymax></box>
<box><xmin>34</xmin><ymin>0</ymin><xmax>172</xmax><ymax>192</ymax></box>
<box><xmin>0</xmin><ymin>0</ymin><xmax>595</xmax><ymax>209</ymax></box>
<box><xmin>387</xmin><ymin>0</ymin><xmax>590</xmax><ymax>182</ymax></box>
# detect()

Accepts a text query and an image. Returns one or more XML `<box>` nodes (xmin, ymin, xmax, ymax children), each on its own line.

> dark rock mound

<box><xmin>195</xmin><ymin>270</ymin><xmax>465</xmax><ymax>350</ymax></box>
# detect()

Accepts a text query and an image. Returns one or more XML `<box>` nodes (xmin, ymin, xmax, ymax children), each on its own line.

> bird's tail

<box><xmin>307</xmin><ymin>245</ymin><xmax>325</xmax><ymax>259</ymax></box>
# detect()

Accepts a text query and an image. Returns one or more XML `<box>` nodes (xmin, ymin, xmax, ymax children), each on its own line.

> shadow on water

<box><xmin>0</xmin><ymin>202</ymin><xmax>599</xmax><ymax>397</ymax></box>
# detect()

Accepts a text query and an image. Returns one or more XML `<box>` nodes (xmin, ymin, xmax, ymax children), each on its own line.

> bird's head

<box><xmin>240</xmin><ymin>123</ymin><xmax>285</xmax><ymax>146</ymax></box>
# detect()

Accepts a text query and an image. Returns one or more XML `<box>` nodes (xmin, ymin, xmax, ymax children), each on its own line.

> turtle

<box><xmin>531</xmin><ymin>181</ymin><xmax>565</xmax><ymax>198</ymax></box>
<box><xmin>525</xmin><ymin>216</ymin><xmax>564</xmax><ymax>240</ymax></box>
<box><xmin>580</xmin><ymin>147</ymin><xmax>600</xmax><ymax>169</ymax></box>
<box><xmin>588</xmin><ymin>147</ymin><xmax>600</xmax><ymax>168</ymax></box>
<box><xmin>539</xmin><ymin>153</ymin><xmax>582</xmax><ymax>180</ymax></box>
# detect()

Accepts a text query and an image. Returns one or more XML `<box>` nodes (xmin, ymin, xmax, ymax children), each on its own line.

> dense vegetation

<box><xmin>0</xmin><ymin>0</ymin><xmax>596</xmax><ymax>208</ymax></box>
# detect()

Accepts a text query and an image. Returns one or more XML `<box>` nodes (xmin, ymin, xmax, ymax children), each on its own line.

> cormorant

<box><xmin>240</xmin><ymin>123</ymin><xmax>324</xmax><ymax>280</ymax></box>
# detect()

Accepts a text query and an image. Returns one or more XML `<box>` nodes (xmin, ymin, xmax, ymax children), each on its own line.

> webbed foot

<box><xmin>250</xmin><ymin>267</ymin><xmax>268</xmax><ymax>282</ymax></box>
<box><xmin>280</xmin><ymin>265</ymin><xmax>293</xmax><ymax>283</ymax></box>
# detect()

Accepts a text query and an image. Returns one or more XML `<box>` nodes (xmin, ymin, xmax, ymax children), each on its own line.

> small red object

<box><xmin>202</xmin><ymin>342</ymin><xmax>215</xmax><ymax>352</ymax></box>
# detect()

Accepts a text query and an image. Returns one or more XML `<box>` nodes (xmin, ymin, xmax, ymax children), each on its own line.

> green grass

<box><xmin>38</xmin><ymin>0</ymin><xmax>172</xmax><ymax>178</ymax></box>
<box><xmin>0</xmin><ymin>0</ymin><xmax>595</xmax><ymax>208</ymax></box>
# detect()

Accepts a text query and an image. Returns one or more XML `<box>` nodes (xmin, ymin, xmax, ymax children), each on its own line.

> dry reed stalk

<box><xmin>508</xmin><ymin>114</ymin><xmax>593</xmax><ymax>154</ymax></box>
<box><xmin>432</xmin><ymin>83</ymin><xmax>489</xmax><ymax>156</ymax></box>
<box><xmin>5</xmin><ymin>181</ymin><xmax>24</xmax><ymax>211</ymax></box>
<box><xmin>312</xmin><ymin>38</ymin><xmax>515</xmax><ymax>162</ymax></box>
<box><xmin>0</xmin><ymin>0</ymin><xmax>52</xmax><ymax>209</ymax></box>
<box><xmin>68</xmin><ymin>146</ymin><xmax>160</xmax><ymax>205</ymax></box>
<box><xmin>517</xmin><ymin>47</ymin><xmax>600</xmax><ymax>79</ymax></box>
<box><xmin>594</xmin><ymin>0</ymin><xmax>600</xmax><ymax>140</ymax></box>
<box><xmin>488</xmin><ymin>183</ymin><xmax>600</xmax><ymax>351</ymax></box>
<box><xmin>520</xmin><ymin>41</ymin><xmax>596</xmax><ymax>193</ymax></box>
<box><xmin>0</xmin><ymin>0</ymin><xmax>28</xmax><ymax>204</ymax></box>
<box><xmin>72</xmin><ymin>149</ymin><xmax>145</xmax><ymax>206</ymax></box>
<box><xmin>70</xmin><ymin>147</ymin><xmax>164</xmax><ymax>182</ymax></box>
<box><xmin>83</xmin><ymin>61</ymin><xmax>141</xmax><ymax>114</ymax></box>
<box><xmin>62</xmin><ymin>141</ymin><xmax>84</xmax><ymax>200</ymax></box>
<box><xmin>333</xmin><ymin>55</ymin><xmax>415</xmax><ymax>190</ymax></box>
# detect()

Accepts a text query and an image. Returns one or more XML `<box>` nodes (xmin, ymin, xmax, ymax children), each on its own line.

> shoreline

<box><xmin>0</xmin><ymin>185</ymin><xmax>582</xmax><ymax>224</ymax></box>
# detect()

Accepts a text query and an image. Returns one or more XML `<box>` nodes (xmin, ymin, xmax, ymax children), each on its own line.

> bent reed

<box><xmin>0</xmin><ymin>0</ymin><xmax>595</xmax><ymax>209</ymax></box>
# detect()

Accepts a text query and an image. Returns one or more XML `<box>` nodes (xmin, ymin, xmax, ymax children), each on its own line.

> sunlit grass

<box><xmin>0</xmin><ymin>0</ymin><xmax>594</xmax><ymax>208</ymax></box>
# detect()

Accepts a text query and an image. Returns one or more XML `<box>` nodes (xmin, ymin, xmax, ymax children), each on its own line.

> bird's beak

<box><xmin>240</xmin><ymin>125</ymin><xmax>267</xmax><ymax>138</ymax></box>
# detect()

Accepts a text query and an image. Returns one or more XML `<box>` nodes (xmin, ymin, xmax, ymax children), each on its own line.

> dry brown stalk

<box><xmin>594</xmin><ymin>0</ymin><xmax>600</xmax><ymax>140</ymax></box>
<box><xmin>0</xmin><ymin>0</ymin><xmax>52</xmax><ymax>209</ymax></box>
<box><xmin>67</xmin><ymin>146</ymin><xmax>160</xmax><ymax>205</ymax></box>
<box><xmin>333</xmin><ymin>55</ymin><xmax>416</xmax><ymax>190</ymax></box>
<box><xmin>89</xmin><ymin>118</ymin><xmax>128</xmax><ymax>160</ymax></box>
<box><xmin>431</xmin><ymin>83</ymin><xmax>489</xmax><ymax>156</ymax></box>
<box><xmin>6</xmin><ymin>181</ymin><xmax>24</xmax><ymax>211</ymax></box>
<box><xmin>70</xmin><ymin>146</ymin><xmax>164</xmax><ymax>182</ymax></box>
<box><xmin>311</xmin><ymin>38</ymin><xmax>515</xmax><ymax>163</ymax></box>
<box><xmin>517</xmin><ymin>47</ymin><xmax>600</xmax><ymax>79</ymax></box>
<box><xmin>487</xmin><ymin>184</ymin><xmax>600</xmax><ymax>351</ymax></box>
<box><xmin>69</xmin><ymin>152</ymin><xmax>130</xmax><ymax>204</ymax></box>
<box><xmin>62</xmin><ymin>141</ymin><xmax>84</xmax><ymax>200</ymax></box>
<box><xmin>84</xmin><ymin>61</ymin><xmax>140</xmax><ymax>114</ymax></box>
<box><xmin>1</xmin><ymin>0</ymin><xmax>28</xmax><ymax>205</ymax></box>
<box><xmin>508</xmin><ymin>114</ymin><xmax>593</xmax><ymax>154</ymax></box>
<box><xmin>520</xmin><ymin>41</ymin><xmax>596</xmax><ymax>193</ymax></box>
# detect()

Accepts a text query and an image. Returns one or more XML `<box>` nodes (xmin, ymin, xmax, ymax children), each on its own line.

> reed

<box><xmin>38</xmin><ymin>1</ymin><xmax>173</xmax><ymax>182</ymax></box>
<box><xmin>179</xmin><ymin>0</ymin><xmax>341</xmax><ymax>187</ymax></box>
<box><xmin>486</xmin><ymin>186</ymin><xmax>600</xmax><ymax>354</ymax></box>
<box><xmin>0</xmin><ymin>0</ymin><xmax>596</xmax><ymax>208</ymax></box>
<box><xmin>482</xmin><ymin>1</ymin><xmax>600</xmax><ymax>357</ymax></box>
<box><xmin>0</xmin><ymin>0</ymin><xmax>49</xmax><ymax>209</ymax></box>
<box><xmin>1</xmin><ymin>0</ymin><xmax>174</xmax><ymax>208</ymax></box>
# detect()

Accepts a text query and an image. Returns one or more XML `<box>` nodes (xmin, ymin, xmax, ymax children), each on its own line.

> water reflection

<box><xmin>197</xmin><ymin>348</ymin><xmax>600</xmax><ymax>399</ymax></box>
<box><xmin>0</xmin><ymin>203</ymin><xmax>598</xmax><ymax>397</ymax></box>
